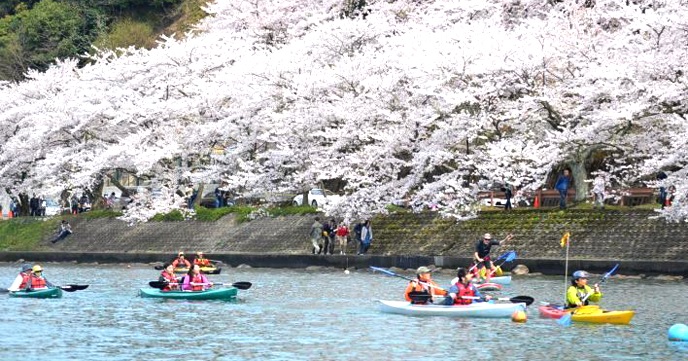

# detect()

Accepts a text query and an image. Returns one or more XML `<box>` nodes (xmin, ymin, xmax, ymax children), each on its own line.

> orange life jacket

<box><xmin>453</xmin><ymin>282</ymin><xmax>476</xmax><ymax>305</ymax></box>
<box><xmin>194</xmin><ymin>258</ymin><xmax>211</xmax><ymax>267</ymax></box>
<box><xmin>28</xmin><ymin>274</ymin><xmax>47</xmax><ymax>289</ymax></box>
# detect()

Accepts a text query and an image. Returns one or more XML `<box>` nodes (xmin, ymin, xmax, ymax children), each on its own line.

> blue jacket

<box><xmin>555</xmin><ymin>174</ymin><xmax>571</xmax><ymax>191</ymax></box>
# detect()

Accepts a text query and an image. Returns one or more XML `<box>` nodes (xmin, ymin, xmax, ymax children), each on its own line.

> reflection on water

<box><xmin>1</xmin><ymin>263</ymin><xmax>687</xmax><ymax>360</ymax></box>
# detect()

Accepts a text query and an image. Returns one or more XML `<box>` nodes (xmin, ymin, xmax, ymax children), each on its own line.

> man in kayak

<box><xmin>25</xmin><ymin>265</ymin><xmax>54</xmax><ymax>291</ymax></box>
<box><xmin>181</xmin><ymin>264</ymin><xmax>212</xmax><ymax>291</ymax></box>
<box><xmin>473</xmin><ymin>232</ymin><xmax>513</xmax><ymax>282</ymax></box>
<box><xmin>7</xmin><ymin>264</ymin><xmax>33</xmax><ymax>292</ymax></box>
<box><xmin>566</xmin><ymin>270</ymin><xmax>602</xmax><ymax>308</ymax></box>
<box><xmin>193</xmin><ymin>252</ymin><xmax>212</xmax><ymax>267</ymax></box>
<box><xmin>158</xmin><ymin>263</ymin><xmax>180</xmax><ymax>291</ymax></box>
<box><xmin>172</xmin><ymin>252</ymin><xmax>191</xmax><ymax>269</ymax></box>
<box><xmin>444</xmin><ymin>268</ymin><xmax>491</xmax><ymax>305</ymax></box>
<box><xmin>404</xmin><ymin>266</ymin><xmax>447</xmax><ymax>304</ymax></box>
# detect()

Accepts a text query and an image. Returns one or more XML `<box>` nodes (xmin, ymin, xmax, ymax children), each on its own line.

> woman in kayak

<box><xmin>181</xmin><ymin>264</ymin><xmax>212</xmax><ymax>291</ymax></box>
<box><xmin>566</xmin><ymin>270</ymin><xmax>602</xmax><ymax>308</ymax></box>
<box><xmin>172</xmin><ymin>252</ymin><xmax>191</xmax><ymax>269</ymax></box>
<box><xmin>444</xmin><ymin>267</ymin><xmax>491</xmax><ymax>305</ymax></box>
<box><xmin>404</xmin><ymin>266</ymin><xmax>447</xmax><ymax>304</ymax></box>
<box><xmin>158</xmin><ymin>263</ymin><xmax>179</xmax><ymax>291</ymax></box>
<box><xmin>193</xmin><ymin>251</ymin><xmax>212</xmax><ymax>267</ymax></box>
<box><xmin>7</xmin><ymin>264</ymin><xmax>33</xmax><ymax>292</ymax></box>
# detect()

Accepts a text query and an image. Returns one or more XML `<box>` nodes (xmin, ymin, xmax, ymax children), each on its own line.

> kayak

<box><xmin>476</xmin><ymin>283</ymin><xmax>503</xmax><ymax>291</ymax></box>
<box><xmin>9</xmin><ymin>288</ymin><xmax>63</xmax><ymax>299</ymax></box>
<box><xmin>485</xmin><ymin>276</ymin><xmax>511</xmax><ymax>285</ymax></box>
<box><xmin>378</xmin><ymin>300</ymin><xmax>526</xmax><ymax>318</ymax></box>
<box><xmin>139</xmin><ymin>287</ymin><xmax>237</xmax><ymax>300</ymax></box>
<box><xmin>538</xmin><ymin>304</ymin><xmax>635</xmax><ymax>325</ymax></box>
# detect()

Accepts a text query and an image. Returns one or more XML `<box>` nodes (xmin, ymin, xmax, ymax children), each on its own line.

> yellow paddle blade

<box><xmin>494</xmin><ymin>266</ymin><xmax>503</xmax><ymax>276</ymax></box>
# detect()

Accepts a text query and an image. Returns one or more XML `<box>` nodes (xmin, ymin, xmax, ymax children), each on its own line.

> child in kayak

<box><xmin>566</xmin><ymin>270</ymin><xmax>602</xmax><ymax>308</ymax></box>
<box><xmin>181</xmin><ymin>264</ymin><xmax>212</xmax><ymax>291</ymax></box>
<box><xmin>444</xmin><ymin>267</ymin><xmax>491</xmax><ymax>305</ymax></box>
<box><xmin>404</xmin><ymin>266</ymin><xmax>447</xmax><ymax>304</ymax></box>
<box><xmin>158</xmin><ymin>263</ymin><xmax>180</xmax><ymax>291</ymax></box>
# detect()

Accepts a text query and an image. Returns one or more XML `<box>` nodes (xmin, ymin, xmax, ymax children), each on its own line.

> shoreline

<box><xmin>1</xmin><ymin>251</ymin><xmax>686</xmax><ymax>278</ymax></box>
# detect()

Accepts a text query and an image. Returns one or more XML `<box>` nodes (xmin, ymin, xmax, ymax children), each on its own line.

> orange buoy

<box><xmin>533</xmin><ymin>196</ymin><xmax>540</xmax><ymax>209</ymax></box>
<box><xmin>512</xmin><ymin>310</ymin><xmax>527</xmax><ymax>323</ymax></box>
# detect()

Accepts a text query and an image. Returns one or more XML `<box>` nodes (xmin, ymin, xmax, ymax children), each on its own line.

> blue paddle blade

<box><xmin>557</xmin><ymin>313</ymin><xmax>573</xmax><ymax>327</ymax></box>
<box><xmin>504</xmin><ymin>251</ymin><xmax>517</xmax><ymax>263</ymax></box>
<box><xmin>602</xmin><ymin>264</ymin><xmax>619</xmax><ymax>281</ymax></box>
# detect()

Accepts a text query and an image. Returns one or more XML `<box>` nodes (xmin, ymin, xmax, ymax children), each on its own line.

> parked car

<box><xmin>292</xmin><ymin>188</ymin><xmax>340</xmax><ymax>208</ymax></box>
<box><xmin>45</xmin><ymin>199</ymin><xmax>63</xmax><ymax>216</ymax></box>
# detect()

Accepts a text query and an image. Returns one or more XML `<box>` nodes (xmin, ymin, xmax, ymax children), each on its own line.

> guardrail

<box><xmin>478</xmin><ymin>187</ymin><xmax>657</xmax><ymax>208</ymax></box>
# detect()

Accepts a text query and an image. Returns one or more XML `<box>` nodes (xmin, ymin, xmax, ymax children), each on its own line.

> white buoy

<box><xmin>344</xmin><ymin>269</ymin><xmax>350</xmax><ymax>275</ymax></box>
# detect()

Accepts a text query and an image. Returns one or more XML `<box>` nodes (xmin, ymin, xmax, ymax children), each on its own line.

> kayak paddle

<box><xmin>558</xmin><ymin>264</ymin><xmax>619</xmax><ymax>326</ymax></box>
<box><xmin>58</xmin><ymin>284</ymin><xmax>89</xmax><ymax>292</ymax></box>
<box><xmin>462</xmin><ymin>295</ymin><xmax>534</xmax><ymax>306</ymax></box>
<box><xmin>369</xmin><ymin>266</ymin><xmax>447</xmax><ymax>291</ymax></box>
<box><xmin>148</xmin><ymin>281</ymin><xmax>252</xmax><ymax>290</ymax></box>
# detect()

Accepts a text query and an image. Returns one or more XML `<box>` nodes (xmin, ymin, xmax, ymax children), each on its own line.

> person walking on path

<box><xmin>309</xmin><ymin>217</ymin><xmax>324</xmax><ymax>255</ymax></box>
<box><xmin>555</xmin><ymin>169</ymin><xmax>572</xmax><ymax>209</ymax></box>
<box><xmin>504</xmin><ymin>183</ymin><xmax>513</xmax><ymax>211</ymax></box>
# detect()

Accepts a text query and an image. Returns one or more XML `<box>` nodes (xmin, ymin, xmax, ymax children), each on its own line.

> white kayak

<box><xmin>483</xmin><ymin>276</ymin><xmax>511</xmax><ymax>285</ymax></box>
<box><xmin>378</xmin><ymin>300</ymin><xmax>525</xmax><ymax>318</ymax></box>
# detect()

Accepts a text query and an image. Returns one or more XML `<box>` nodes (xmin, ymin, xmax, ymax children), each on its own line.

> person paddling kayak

<box><xmin>172</xmin><ymin>252</ymin><xmax>191</xmax><ymax>269</ymax></box>
<box><xmin>7</xmin><ymin>264</ymin><xmax>33</xmax><ymax>292</ymax></box>
<box><xmin>181</xmin><ymin>264</ymin><xmax>212</xmax><ymax>291</ymax></box>
<box><xmin>404</xmin><ymin>266</ymin><xmax>446</xmax><ymax>304</ymax></box>
<box><xmin>473</xmin><ymin>233</ymin><xmax>512</xmax><ymax>282</ymax></box>
<box><xmin>566</xmin><ymin>270</ymin><xmax>602</xmax><ymax>308</ymax></box>
<box><xmin>444</xmin><ymin>268</ymin><xmax>492</xmax><ymax>305</ymax></box>
<box><xmin>25</xmin><ymin>265</ymin><xmax>54</xmax><ymax>291</ymax></box>
<box><xmin>158</xmin><ymin>263</ymin><xmax>179</xmax><ymax>291</ymax></box>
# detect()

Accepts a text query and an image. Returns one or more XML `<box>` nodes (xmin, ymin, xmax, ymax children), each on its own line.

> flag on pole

<box><xmin>560</xmin><ymin>232</ymin><xmax>570</xmax><ymax>247</ymax></box>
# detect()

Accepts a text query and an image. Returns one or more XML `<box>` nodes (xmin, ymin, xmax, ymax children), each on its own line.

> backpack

<box><xmin>354</xmin><ymin>223</ymin><xmax>363</xmax><ymax>234</ymax></box>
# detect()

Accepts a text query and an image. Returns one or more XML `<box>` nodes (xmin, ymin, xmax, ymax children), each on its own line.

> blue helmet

<box><xmin>572</xmin><ymin>270</ymin><xmax>590</xmax><ymax>280</ymax></box>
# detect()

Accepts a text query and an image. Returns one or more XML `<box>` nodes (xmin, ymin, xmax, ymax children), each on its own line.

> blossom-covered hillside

<box><xmin>0</xmin><ymin>0</ymin><xmax>686</xmax><ymax>222</ymax></box>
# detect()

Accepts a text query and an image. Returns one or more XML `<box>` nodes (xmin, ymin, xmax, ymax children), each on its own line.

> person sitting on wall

<box><xmin>51</xmin><ymin>220</ymin><xmax>73</xmax><ymax>244</ymax></box>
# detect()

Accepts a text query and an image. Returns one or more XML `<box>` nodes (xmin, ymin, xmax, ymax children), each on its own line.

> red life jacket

<box><xmin>453</xmin><ymin>282</ymin><xmax>476</xmax><ymax>305</ymax></box>
<box><xmin>28</xmin><ymin>274</ymin><xmax>47</xmax><ymax>289</ymax></box>
<box><xmin>190</xmin><ymin>274</ymin><xmax>205</xmax><ymax>291</ymax></box>
<box><xmin>172</xmin><ymin>258</ymin><xmax>190</xmax><ymax>269</ymax></box>
<box><xmin>160</xmin><ymin>271</ymin><xmax>177</xmax><ymax>291</ymax></box>
<box><xmin>19</xmin><ymin>272</ymin><xmax>30</xmax><ymax>289</ymax></box>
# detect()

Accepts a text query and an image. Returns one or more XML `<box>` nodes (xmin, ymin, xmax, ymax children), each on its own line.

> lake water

<box><xmin>1</xmin><ymin>263</ymin><xmax>687</xmax><ymax>361</ymax></box>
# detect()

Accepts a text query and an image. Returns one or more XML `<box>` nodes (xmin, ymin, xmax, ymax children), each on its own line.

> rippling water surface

<box><xmin>1</xmin><ymin>263</ymin><xmax>687</xmax><ymax>361</ymax></box>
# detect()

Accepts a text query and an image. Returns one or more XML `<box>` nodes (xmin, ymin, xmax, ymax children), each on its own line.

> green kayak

<box><xmin>139</xmin><ymin>287</ymin><xmax>238</xmax><ymax>300</ymax></box>
<box><xmin>9</xmin><ymin>288</ymin><xmax>63</xmax><ymax>299</ymax></box>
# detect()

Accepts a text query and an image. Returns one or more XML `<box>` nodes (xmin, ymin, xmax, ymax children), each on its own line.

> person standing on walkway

<box><xmin>504</xmin><ymin>183</ymin><xmax>513</xmax><ymax>211</ymax></box>
<box><xmin>592</xmin><ymin>175</ymin><xmax>606</xmax><ymax>209</ymax></box>
<box><xmin>358</xmin><ymin>220</ymin><xmax>373</xmax><ymax>255</ymax></box>
<box><xmin>309</xmin><ymin>217</ymin><xmax>324</xmax><ymax>254</ymax></box>
<box><xmin>555</xmin><ymin>169</ymin><xmax>572</xmax><ymax>209</ymax></box>
<box><xmin>335</xmin><ymin>222</ymin><xmax>350</xmax><ymax>255</ymax></box>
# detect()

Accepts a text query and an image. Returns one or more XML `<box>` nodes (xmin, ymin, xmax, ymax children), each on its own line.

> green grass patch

<box><xmin>151</xmin><ymin>209</ymin><xmax>186</xmax><ymax>222</ymax></box>
<box><xmin>0</xmin><ymin>218</ymin><xmax>59</xmax><ymax>251</ymax></box>
<box><xmin>194</xmin><ymin>206</ymin><xmax>236</xmax><ymax>221</ymax></box>
<box><xmin>82</xmin><ymin>209</ymin><xmax>123</xmax><ymax>219</ymax></box>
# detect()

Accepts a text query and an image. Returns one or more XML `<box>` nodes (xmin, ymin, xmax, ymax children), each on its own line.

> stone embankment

<box><xmin>1</xmin><ymin>209</ymin><xmax>687</xmax><ymax>277</ymax></box>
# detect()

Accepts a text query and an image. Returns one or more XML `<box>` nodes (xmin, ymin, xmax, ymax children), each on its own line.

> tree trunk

<box><xmin>88</xmin><ymin>176</ymin><xmax>105</xmax><ymax>210</ymax></box>
<box><xmin>302</xmin><ymin>190</ymin><xmax>309</xmax><ymax>206</ymax></box>
<box><xmin>569</xmin><ymin>161</ymin><xmax>588</xmax><ymax>203</ymax></box>
<box><xmin>194</xmin><ymin>184</ymin><xmax>205</xmax><ymax>207</ymax></box>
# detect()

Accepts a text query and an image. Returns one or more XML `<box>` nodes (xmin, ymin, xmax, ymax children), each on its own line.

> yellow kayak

<box><xmin>174</xmin><ymin>266</ymin><xmax>221</xmax><ymax>275</ymax></box>
<box><xmin>539</xmin><ymin>305</ymin><xmax>635</xmax><ymax>325</ymax></box>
